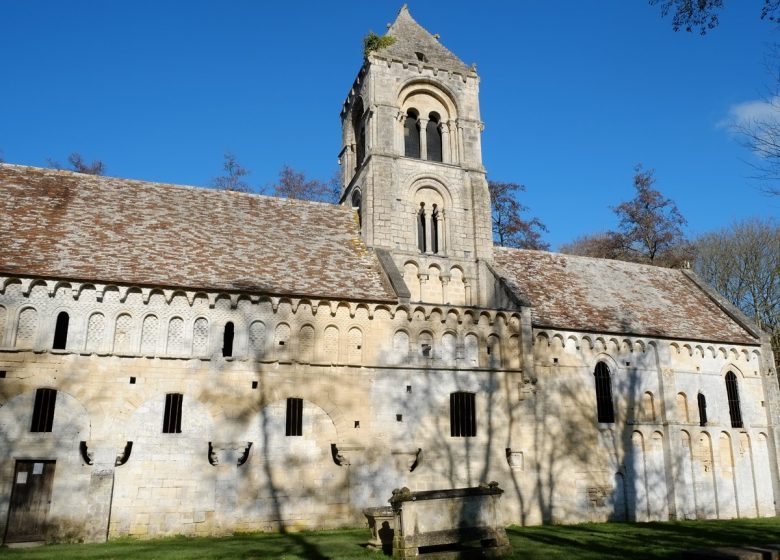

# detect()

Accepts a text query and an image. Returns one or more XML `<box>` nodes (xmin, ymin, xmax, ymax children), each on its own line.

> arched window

<box><xmin>431</xmin><ymin>204</ymin><xmax>440</xmax><ymax>253</ymax></box>
<box><xmin>697</xmin><ymin>393</ymin><xmax>707</xmax><ymax>427</ymax></box>
<box><xmin>222</xmin><ymin>321</ymin><xmax>235</xmax><ymax>358</ymax></box>
<box><xmin>351</xmin><ymin>190</ymin><xmax>363</xmax><ymax>228</ymax></box>
<box><xmin>725</xmin><ymin>372</ymin><xmax>743</xmax><ymax>428</ymax></box>
<box><xmin>404</xmin><ymin>109</ymin><xmax>421</xmax><ymax>158</ymax></box>
<box><xmin>594</xmin><ymin>362</ymin><xmax>615</xmax><ymax>423</ymax></box>
<box><xmin>417</xmin><ymin>203</ymin><xmax>427</xmax><ymax>252</ymax></box>
<box><xmin>426</xmin><ymin>112</ymin><xmax>442</xmax><ymax>162</ymax></box>
<box><xmin>52</xmin><ymin>311</ymin><xmax>69</xmax><ymax>350</ymax></box>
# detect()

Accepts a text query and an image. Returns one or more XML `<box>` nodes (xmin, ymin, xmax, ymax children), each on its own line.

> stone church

<box><xmin>0</xmin><ymin>6</ymin><xmax>777</xmax><ymax>544</ymax></box>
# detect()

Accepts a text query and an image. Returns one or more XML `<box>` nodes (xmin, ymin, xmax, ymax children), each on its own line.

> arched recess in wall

<box><xmin>15</xmin><ymin>306</ymin><xmax>38</xmax><ymax>349</ymax></box>
<box><xmin>403</xmin><ymin>262</ymin><xmax>421</xmax><ymax>302</ymax></box>
<box><xmin>86</xmin><ymin>311</ymin><xmax>106</xmax><ymax>353</ymax></box>
<box><xmin>392</xmin><ymin>330</ymin><xmax>410</xmax><ymax>365</ymax></box>
<box><xmin>113</xmin><ymin>313</ymin><xmax>134</xmax><ymax>355</ymax></box>
<box><xmin>140</xmin><ymin>314</ymin><xmax>159</xmax><ymax>356</ymax></box>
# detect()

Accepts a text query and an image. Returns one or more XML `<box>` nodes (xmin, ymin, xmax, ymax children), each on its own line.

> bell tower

<box><xmin>339</xmin><ymin>6</ymin><xmax>494</xmax><ymax>306</ymax></box>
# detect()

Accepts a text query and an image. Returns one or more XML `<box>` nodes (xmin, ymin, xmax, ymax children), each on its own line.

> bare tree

<box><xmin>272</xmin><ymin>165</ymin><xmax>338</xmax><ymax>203</ymax></box>
<box><xmin>694</xmin><ymin>217</ymin><xmax>779</xmax><ymax>367</ymax></box>
<box><xmin>47</xmin><ymin>152</ymin><xmax>106</xmax><ymax>175</ymax></box>
<box><xmin>650</xmin><ymin>0</ymin><xmax>780</xmax><ymax>34</ymax></box>
<box><xmin>488</xmin><ymin>180</ymin><xmax>549</xmax><ymax>250</ymax></box>
<box><xmin>212</xmin><ymin>152</ymin><xmax>252</xmax><ymax>193</ymax></box>
<box><xmin>560</xmin><ymin>165</ymin><xmax>691</xmax><ymax>267</ymax></box>
<box><xmin>611</xmin><ymin>165</ymin><xmax>690</xmax><ymax>265</ymax></box>
<box><xmin>559</xmin><ymin>232</ymin><xmax>623</xmax><ymax>260</ymax></box>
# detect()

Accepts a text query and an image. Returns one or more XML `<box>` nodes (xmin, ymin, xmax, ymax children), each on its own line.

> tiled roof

<box><xmin>493</xmin><ymin>247</ymin><xmax>758</xmax><ymax>345</ymax></box>
<box><xmin>375</xmin><ymin>5</ymin><xmax>473</xmax><ymax>75</ymax></box>
<box><xmin>0</xmin><ymin>165</ymin><xmax>398</xmax><ymax>302</ymax></box>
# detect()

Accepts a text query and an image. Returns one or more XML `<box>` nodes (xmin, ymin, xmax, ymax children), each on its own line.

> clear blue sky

<box><xmin>1</xmin><ymin>1</ymin><xmax>778</xmax><ymax>249</ymax></box>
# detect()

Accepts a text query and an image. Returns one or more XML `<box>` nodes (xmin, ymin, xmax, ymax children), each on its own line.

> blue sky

<box><xmin>1</xmin><ymin>1</ymin><xmax>778</xmax><ymax>249</ymax></box>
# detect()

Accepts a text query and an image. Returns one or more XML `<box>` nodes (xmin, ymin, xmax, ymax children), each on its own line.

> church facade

<box><xmin>0</xmin><ymin>6</ymin><xmax>778</xmax><ymax>544</ymax></box>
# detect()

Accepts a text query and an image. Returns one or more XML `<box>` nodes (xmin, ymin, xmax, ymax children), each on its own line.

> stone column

<box><xmin>397</xmin><ymin>113</ymin><xmax>406</xmax><ymax>156</ymax></box>
<box><xmin>456</xmin><ymin>120</ymin><xmax>465</xmax><ymax>164</ymax></box>
<box><xmin>418</xmin><ymin>118</ymin><xmax>428</xmax><ymax>160</ymax></box>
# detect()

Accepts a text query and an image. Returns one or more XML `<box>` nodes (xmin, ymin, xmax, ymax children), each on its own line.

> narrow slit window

<box><xmin>31</xmin><ymin>388</ymin><xmax>57</xmax><ymax>432</ymax></box>
<box><xmin>163</xmin><ymin>393</ymin><xmax>183</xmax><ymax>434</ymax></box>
<box><xmin>52</xmin><ymin>311</ymin><xmax>69</xmax><ymax>350</ymax></box>
<box><xmin>725</xmin><ymin>371</ymin><xmax>743</xmax><ymax>428</ymax></box>
<box><xmin>450</xmin><ymin>391</ymin><xmax>476</xmax><ymax>437</ymax></box>
<box><xmin>222</xmin><ymin>321</ymin><xmax>234</xmax><ymax>357</ymax></box>
<box><xmin>286</xmin><ymin>397</ymin><xmax>303</xmax><ymax>436</ymax></box>
<box><xmin>594</xmin><ymin>362</ymin><xmax>615</xmax><ymax>423</ymax></box>
<box><xmin>697</xmin><ymin>393</ymin><xmax>707</xmax><ymax>426</ymax></box>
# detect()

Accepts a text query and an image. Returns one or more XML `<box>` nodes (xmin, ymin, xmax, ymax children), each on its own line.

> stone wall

<box><xmin>0</xmin><ymin>275</ymin><xmax>777</xmax><ymax>542</ymax></box>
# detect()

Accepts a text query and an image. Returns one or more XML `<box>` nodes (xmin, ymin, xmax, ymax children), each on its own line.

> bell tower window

<box><xmin>404</xmin><ymin>109</ymin><xmax>421</xmax><ymax>158</ymax></box>
<box><xmin>426</xmin><ymin>112</ymin><xmax>442</xmax><ymax>162</ymax></box>
<box><xmin>352</xmin><ymin>98</ymin><xmax>365</xmax><ymax>171</ymax></box>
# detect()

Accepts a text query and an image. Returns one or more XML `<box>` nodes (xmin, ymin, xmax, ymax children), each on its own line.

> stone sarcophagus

<box><xmin>389</xmin><ymin>482</ymin><xmax>511</xmax><ymax>558</ymax></box>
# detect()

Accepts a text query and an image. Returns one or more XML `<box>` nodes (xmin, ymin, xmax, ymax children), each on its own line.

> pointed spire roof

<box><xmin>374</xmin><ymin>5</ymin><xmax>473</xmax><ymax>75</ymax></box>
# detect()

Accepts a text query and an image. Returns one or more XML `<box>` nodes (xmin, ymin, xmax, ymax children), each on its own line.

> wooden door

<box><xmin>4</xmin><ymin>461</ymin><xmax>56</xmax><ymax>543</ymax></box>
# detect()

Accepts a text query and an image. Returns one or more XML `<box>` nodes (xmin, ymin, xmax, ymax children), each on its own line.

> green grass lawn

<box><xmin>2</xmin><ymin>518</ymin><xmax>780</xmax><ymax>559</ymax></box>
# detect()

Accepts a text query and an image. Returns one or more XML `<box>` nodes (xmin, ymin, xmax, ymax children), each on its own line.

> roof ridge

<box><xmin>0</xmin><ymin>163</ymin><xmax>344</xmax><ymax>209</ymax></box>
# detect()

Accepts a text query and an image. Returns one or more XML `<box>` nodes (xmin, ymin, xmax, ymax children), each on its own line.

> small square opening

<box><xmin>406</xmin><ymin>385</ymin><xmax>412</xmax><ymax>393</ymax></box>
<box><xmin>252</xmin><ymin>381</ymin><xmax>258</xmax><ymax>389</ymax></box>
<box><xmin>552</xmin><ymin>358</ymin><xmax>558</xmax><ymax>364</ymax></box>
<box><xmin>396</xmin><ymin>414</ymin><xmax>403</xmax><ymax>422</ymax></box>
<box><xmin>0</xmin><ymin>370</ymin><xmax>6</xmax><ymax>379</ymax></box>
<box><xmin>129</xmin><ymin>377</ymin><xmax>136</xmax><ymax>384</ymax></box>
<box><xmin>354</xmin><ymin>420</ymin><xmax>360</xmax><ymax>428</ymax></box>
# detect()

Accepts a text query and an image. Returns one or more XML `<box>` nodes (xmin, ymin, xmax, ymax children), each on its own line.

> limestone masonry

<box><xmin>0</xmin><ymin>6</ymin><xmax>777</xmax><ymax>544</ymax></box>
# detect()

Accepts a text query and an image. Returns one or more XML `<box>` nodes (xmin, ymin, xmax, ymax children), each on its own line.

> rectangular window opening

<box><xmin>0</xmin><ymin>370</ymin><xmax>6</xmax><ymax>379</ymax></box>
<box><xmin>286</xmin><ymin>397</ymin><xmax>303</xmax><ymax>436</ymax></box>
<box><xmin>450</xmin><ymin>392</ymin><xmax>476</xmax><ymax>437</ymax></box>
<box><xmin>163</xmin><ymin>393</ymin><xmax>183</xmax><ymax>434</ymax></box>
<box><xmin>354</xmin><ymin>420</ymin><xmax>360</xmax><ymax>428</ymax></box>
<box><xmin>406</xmin><ymin>385</ymin><xmax>412</xmax><ymax>393</ymax></box>
<box><xmin>252</xmin><ymin>381</ymin><xmax>258</xmax><ymax>389</ymax></box>
<box><xmin>31</xmin><ymin>388</ymin><xmax>57</xmax><ymax>432</ymax></box>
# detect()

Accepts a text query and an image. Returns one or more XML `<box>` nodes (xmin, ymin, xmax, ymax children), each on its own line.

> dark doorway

<box><xmin>4</xmin><ymin>460</ymin><xmax>56</xmax><ymax>543</ymax></box>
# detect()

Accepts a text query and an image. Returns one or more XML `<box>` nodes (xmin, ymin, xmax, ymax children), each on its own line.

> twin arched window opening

<box><xmin>417</xmin><ymin>202</ymin><xmax>441</xmax><ymax>254</ymax></box>
<box><xmin>404</xmin><ymin>109</ymin><xmax>442</xmax><ymax>162</ymax></box>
